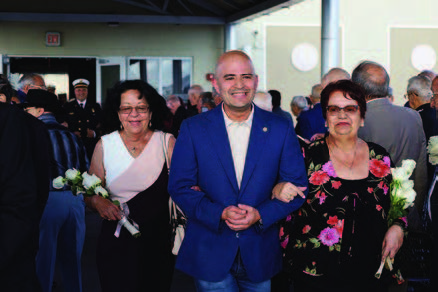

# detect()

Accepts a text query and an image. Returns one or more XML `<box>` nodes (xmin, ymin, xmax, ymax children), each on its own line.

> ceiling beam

<box><xmin>113</xmin><ymin>0</ymin><xmax>168</xmax><ymax>15</ymax></box>
<box><xmin>162</xmin><ymin>0</ymin><xmax>170</xmax><ymax>11</ymax></box>
<box><xmin>177</xmin><ymin>0</ymin><xmax>195</xmax><ymax>15</ymax></box>
<box><xmin>0</xmin><ymin>12</ymin><xmax>226</xmax><ymax>25</ymax></box>
<box><xmin>227</xmin><ymin>0</ymin><xmax>303</xmax><ymax>23</ymax></box>
<box><xmin>186</xmin><ymin>0</ymin><xmax>227</xmax><ymax>16</ymax></box>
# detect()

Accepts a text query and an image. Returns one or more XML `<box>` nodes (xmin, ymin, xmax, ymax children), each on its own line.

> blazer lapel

<box><xmin>239</xmin><ymin>107</ymin><xmax>269</xmax><ymax>194</ymax></box>
<box><xmin>206</xmin><ymin>107</ymin><xmax>239</xmax><ymax>193</ymax></box>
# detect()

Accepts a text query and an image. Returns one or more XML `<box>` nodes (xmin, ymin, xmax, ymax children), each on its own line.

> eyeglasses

<box><xmin>326</xmin><ymin>105</ymin><xmax>359</xmax><ymax>115</ymax></box>
<box><xmin>119</xmin><ymin>105</ymin><xmax>149</xmax><ymax>115</ymax></box>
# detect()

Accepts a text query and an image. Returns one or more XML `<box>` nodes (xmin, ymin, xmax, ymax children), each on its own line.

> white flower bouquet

<box><xmin>53</xmin><ymin>169</ymin><xmax>141</xmax><ymax>238</ymax></box>
<box><xmin>375</xmin><ymin>159</ymin><xmax>416</xmax><ymax>281</ymax></box>
<box><xmin>427</xmin><ymin>136</ymin><xmax>438</xmax><ymax>165</ymax></box>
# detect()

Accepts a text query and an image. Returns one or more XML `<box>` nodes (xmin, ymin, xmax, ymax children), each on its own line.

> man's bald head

<box><xmin>352</xmin><ymin>61</ymin><xmax>390</xmax><ymax>100</ymax></box>
<box><xmin>253</xmin><ymin>91</ymin><xmax>272</xmax><ymax>111</ymax></box>
<box><xmin>321</xmin><ymin>68</ymin><xmax>351</xmax><ymax>88</ymax></box>
<box><xmin>215</xmin><ymin>50</ymin><xmax>255</xmax><ymax>77</ymax></box>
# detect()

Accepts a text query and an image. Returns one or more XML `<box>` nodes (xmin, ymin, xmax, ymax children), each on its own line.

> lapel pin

<box><xmin>263</xmin><ymin>127</ymin><xmax>268</xmax><ymax>132</ymax></box>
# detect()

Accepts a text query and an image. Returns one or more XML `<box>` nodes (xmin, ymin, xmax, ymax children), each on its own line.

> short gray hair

<box><xmin>18</xmin><ymin>73</ymin><xmax>45</xmax><ymax>90</ymax></box>
<box><xmin>407</xmin><ymin>75</ymin><xmax>433</xmax><ymax>102</ymax></box>
<box><xmin>291</xmin><ymin>95</ymin><xmax>308</xmax><ymax>110</ymax></box>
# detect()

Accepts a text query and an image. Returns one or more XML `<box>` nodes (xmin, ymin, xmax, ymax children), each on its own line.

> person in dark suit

<box><xmin>168</xmin><ymin>50</ymin><xmax>308</xmax><ymax>291</ymax></box>
<box><xmin>63</xmin><ymin>78</ymin><xmax>102</xmax><ymax>159</ymax></box>
<box><xmin>0</xmin><ymin>103</ymin><xmax>50</xmax><ymax>291</ymax></box>
<box><xmin>269</xmin><ymin>89</ymin><xmax>293</xmax><ymax>124</ymax></box>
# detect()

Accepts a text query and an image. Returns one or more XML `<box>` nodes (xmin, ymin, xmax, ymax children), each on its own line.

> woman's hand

<box><xmin>90</xmin><ymin>195</ymin><xmax>122</xmax><ymax>221</ymax></box>
<box><xmin>381</xmin><ymin>224</ymin><xmax>404</xmax><ymax>261</ymax></box>
<box><xmin>271</xmin><ymin>182</ymin><xmax>307</xmax><ymax>203</ymax></box>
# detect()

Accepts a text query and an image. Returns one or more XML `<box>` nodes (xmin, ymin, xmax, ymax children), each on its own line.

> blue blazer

<box><xmin>297</xmin><ymin>103</ymin><xmax>327</xmax><ymax>140</ymax></box>
<box><xmin>168</xmin><ymin>105</ymin><xmax>308</xmax><ymax>282</ymax></box>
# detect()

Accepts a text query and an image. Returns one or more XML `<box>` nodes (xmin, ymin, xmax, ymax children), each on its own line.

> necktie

<box><xmin>80</xmin><ymin>103</ymin><xmax>84</xmax><ymax>108</ymax></box>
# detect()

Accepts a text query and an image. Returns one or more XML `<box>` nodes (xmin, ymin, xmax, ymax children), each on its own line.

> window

<box><xmin>128</xmin><ymin>57</ymin><xmax>192</xmax><ymax>98</ymax></box>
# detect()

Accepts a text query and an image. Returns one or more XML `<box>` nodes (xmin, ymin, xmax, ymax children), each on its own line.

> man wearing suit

<box><xmin>0</xmin><ymin>103</ymin><xmax>50</xmax><ymax>291</ymax></box>
<box><xmin>353</xmin><ymin>61</ymin><xmax>428</xmax><ymax>231</ymax></box>
<box><xmin>168</xmin><ymin>50</ymin><xmax>308</xmax><ymax>291</ymax></box>
<box><xmin>63</xmin><ymin>78</ymin><xmax>102</xmax><ymax>159</ymax></box>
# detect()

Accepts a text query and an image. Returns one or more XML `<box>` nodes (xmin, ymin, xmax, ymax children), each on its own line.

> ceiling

<box><xmin>0</xmin><ymin>0</ymin><xmax>304</xmax><ymax>25</ymax></box>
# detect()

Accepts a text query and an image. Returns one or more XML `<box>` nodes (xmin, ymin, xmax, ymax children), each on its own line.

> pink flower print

<box><xmin>279</xmin><ymin>227</ymin><xmax>284</xmax><ymax>237</ymax></box>
<box><xmin>369</xmin><ymin>159</ymin><xmax>391</xmax><ymax>178</ymax></box>
<box><xmin>401</xmin><ymin>217</ymin><xmax>408</xmax><ymax>226</ymax></box>
<box><xmin>327</xmin><ymin>216</ymin><xmax>339</xmax><ymax>226</ymax></box>
<box><xmin>376</xmin><ymin>205</ymin><xmax>383</xmax><ymax>211</ymax></box>
<box><xmin>367</xmin><ymin>187</ymin><xmax>374</xmax><ymax>194</ymax></box>
<box><xmin>322</xmin><ymin>161</ymin><xmax>337</xmax><ymax>177</ymax></box>
<box><xmin>309</xmin><ymin>170</ymin><xmax>330</xmax><ymax>185</ymax></box>
<box><xmin>378</xmin><ymin>181</ymin><xmax>389</xmax><ymax>195</ymax></box>
<box><xmin>281</xmin><ymin>236</ymin><xmax>289</xmax><ymax>249</ymax></box>
<box><xmin>318</xmin><ymin>192</ymin><xmax>327</xmax><ymax>204</ymax></box>
<box><xmin>318</xmin><ymin>227</ymin><xmax>340</xmax><ymax>246</ymax></box>
<box><xmin>286</xmin><ymin>215</ymin><xmax>292</xmax><ymax>222</ymax></box>
<box><xmin>383</xmin><ymin>156</ymin><xmax>391</xmax><ymax>167</ymax></box>
<box><xmin>302</xmin><ymin>225</ymin><xmax>311</xmax><ymax>234</ymax></box>
<box><xmin>331</xmin><ymin>181</ymin><xmax>342</xmax><ymax>189</ymax></box>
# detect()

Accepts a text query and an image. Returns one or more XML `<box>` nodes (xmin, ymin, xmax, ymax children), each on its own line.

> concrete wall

<box><xmin>0</xmin><ymin>22</ymin><xmax>224</xmax><ymax>90</ymax></box>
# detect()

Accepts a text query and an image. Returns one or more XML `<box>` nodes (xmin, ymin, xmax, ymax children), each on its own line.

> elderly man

<box><xmin>24</xmin><ymin>89</ymin><xmax>89</xmax><ymax>292</ymax></box>
<box><xmin>187</xmin><ymin>84</ymin><xmax>204</xmax><ymax>117</ymax></box>
<box><xmin>166</xmin><ymin>94</ymin><xmax>188</xmax><ymax>138</ymax></box>
<box><xmin>321</xmin><ymin>67</ymin><xmax>350</xmax><ymax>88</ymax></box>
<box><xmin>253</xmin><ymin>91</ymin><xmax>273</xmax><ymax>112</ymax></box>
<box><xmin>353</xmin><ymin>61</ymin><xmax>428</xmax><ymax>230</ymax></box>
<box><xmin>16</xmin><ymin>73</ymin><xmax>46</xmax><ymax>103</ymax></box>
<box><xmin>169</xmin><ymin>50</ymin><xmax>307</xmax><ymax>291</ymax></box>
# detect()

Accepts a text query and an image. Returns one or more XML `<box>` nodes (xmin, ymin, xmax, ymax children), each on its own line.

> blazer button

<box><xmin>236</xmin><ymin>232</ymin><xmax>239</xmax><ymax>238</ymax></box>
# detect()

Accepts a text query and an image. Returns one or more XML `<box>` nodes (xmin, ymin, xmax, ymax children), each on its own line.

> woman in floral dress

<box><xmin>274</xmin><ymin>80</ymin><xmax>405</xmax><ymax>292</ymax></box>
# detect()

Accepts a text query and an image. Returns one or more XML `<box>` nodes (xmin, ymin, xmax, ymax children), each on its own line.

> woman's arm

<box><xmin>85</xmin><ymin>139</ymin><xmax>121</xmax><ymax>221</ymax></box>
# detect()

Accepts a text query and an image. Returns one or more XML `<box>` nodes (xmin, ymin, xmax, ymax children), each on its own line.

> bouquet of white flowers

<box><xmin>375</xmin><ymin>159</ymin><xmax>416</xmax><ymax>281</ymax></box>
<box><xmin>53</xmin><ymin>169</ymin><xmax>141</xmax><ymax>238</ymax></box>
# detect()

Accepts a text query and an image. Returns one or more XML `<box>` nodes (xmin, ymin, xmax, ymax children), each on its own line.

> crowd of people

<box><xmin>0</xmin><ymin>49</ymin><xmax>437</xmax><ymax>292</ymax></box>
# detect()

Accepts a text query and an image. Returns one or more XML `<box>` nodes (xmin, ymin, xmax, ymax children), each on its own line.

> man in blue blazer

<box><xmin>168</xmin><ymin>50</ymin><xmax>308</xmax><ymax>291</ymax></box>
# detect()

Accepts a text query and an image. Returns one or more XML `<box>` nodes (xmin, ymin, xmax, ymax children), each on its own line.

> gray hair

<box><xmin>18</xmin><ymin>73</ymin><xmax>45</xmax><ymax>90</ymax></box>
<box><xmin>407</xmin><ymin>75</ymin><xmax>433</xmax><ymax>102</ymax></box>
<box><xmin>321</xmin><ymin>68</ymin><xmax>351</xmax><ymax>88</ymax></box>
<box><xmin>291</xmin><ymin>95</ymin><xmax>309</xmax><ymax>110</ymax></box>
<box><xmin>352</xmin><ymin>61</ymin><xmax>389</xmax><ymax>99</ymax></box>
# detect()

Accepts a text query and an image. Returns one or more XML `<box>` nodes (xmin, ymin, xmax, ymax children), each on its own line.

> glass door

<box><xmin>97</xmin><ymin>57</ymin><xmax>126</xmax><ymax>105</ymax></box>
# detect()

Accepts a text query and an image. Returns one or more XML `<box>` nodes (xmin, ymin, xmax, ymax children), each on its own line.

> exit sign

<box><xmin>46</xmin><ymin>32</ymin><xmax>61</xmax><ymax>47</ymax></box>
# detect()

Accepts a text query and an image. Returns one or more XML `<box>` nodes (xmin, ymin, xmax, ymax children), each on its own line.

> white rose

<box><xmin>94</xmin><ymin>186</ymin><xmax>109</xmax><ymax>198</ymax></box>
<box><xmin>391</xmin><ymin>167</ymin><xmax>410</xmax><ymax>182</ymax></box>
<box><xmin>429</xmin><ymin>154</ymin><xmax>438</xmax><ymax>165</ymax></box>
<box><xmin>401</xmin><ymin>159</ymin><xmax>416</xmax><ymax>178</ymax></box>
<box><xmin>428</xmin><ymin>136</ymin><xmax>438</xmax><ymax>156</ymax></box>
<box><xmin>403</xmin><ymin>188</ymin><xmax>417</xmax><ymax>209</ymax></box>
<box><xmin>400</xmin><ymin>180</ymin><xmax>414</xmax><ymax>193</ymax></box>
<box><xmin>82</xmin><ymin>172</ymin><xmax>101</xmax><ymax>189</ymax></box>
<box><xmin>65</xmin><ymin>169</ymin><xmax>80</xmax><ymax>181</ymax></box>
<box><xmin>52</xmin><ymin>176</ymin><xmax>66</xmax><ymax>189</ymax></box>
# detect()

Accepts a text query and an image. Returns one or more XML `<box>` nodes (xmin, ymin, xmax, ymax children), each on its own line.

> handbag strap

<box><xmin>162</xmin><ymin>132</ymin><xmax>170</xmax><ymax>171</ymax></box>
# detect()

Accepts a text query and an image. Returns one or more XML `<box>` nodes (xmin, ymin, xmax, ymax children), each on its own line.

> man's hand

<box><xmin>223</xmin><ymin>204</ymin><xmax>261</xmax><ymax>231</ymax></box>
<box><xmin>310</xmin><ymin>133</ymin><xmax>325</xmax><ymax>141</ymax></box>
<box><xmin>272</xmin><ymin>182</ymin><xmax>306</xmax><ymax>203</ymax></box>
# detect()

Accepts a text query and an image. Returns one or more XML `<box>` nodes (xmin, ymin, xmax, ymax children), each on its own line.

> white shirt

<box><xmin>78</xmin><ymin>100</ymin><xmax>86</xmax><ymax>108</ymax></box>
<box><xmin>223</xmin><ymin>105</ymin><xmax>254</xmax><ymax>188</ymax></box>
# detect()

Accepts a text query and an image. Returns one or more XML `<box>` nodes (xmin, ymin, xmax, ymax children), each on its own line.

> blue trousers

<box><xmin>36</xmin><ymin>191</ymin><xmax>85</xmax><ymax>292</ymax></box>
<box><xmin>194</xmin><ymin>251</ymin><xmax>271</xmax><ymax>292</ymax></box>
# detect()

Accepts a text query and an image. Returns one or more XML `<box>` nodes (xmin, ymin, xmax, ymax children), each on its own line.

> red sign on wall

<box><xmin>46</xmin><ymin>32</ymin><xmax>61</xmax><ymax>47</ymax></box>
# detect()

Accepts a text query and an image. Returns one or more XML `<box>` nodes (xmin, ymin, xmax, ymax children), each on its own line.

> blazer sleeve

<box><xmin>0</xmin><ymin>107</ymin><xmax>39</xmax><ymax>272</ymax></box>
<box><xmin>256</xmin><ymin>121</ymin><xmax>308</xmax><ymax>229</ymax></box>
<box><xmin>168</xmin><ymin>120</ymin><xmax>225</xmax><ymax>232</ymax></box>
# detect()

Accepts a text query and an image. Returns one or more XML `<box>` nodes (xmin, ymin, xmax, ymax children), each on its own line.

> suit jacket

<box><xmin>0</xmin><ymin>104</ymin><xmax>50</xmax><ymax>291</ymax></box>
<box><xmin>168</xmin><ymin>105</ymin><xmax>308</xmax><ymax>282</ymax></box>
<box><xmin>297</xmin><ymin>103</ymin><xmax>327</xmax><ymax>140</ymax></box>
<box><xmin>358</xmin><ymin>98</ymin><xmax>428</xmax><ymax>226</ymax></box>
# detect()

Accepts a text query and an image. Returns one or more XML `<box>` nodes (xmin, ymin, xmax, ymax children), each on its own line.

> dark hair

<box><xmin>102</xmin><ymin>80</ymin><xmax>169</xmax><ymax>134</ymax></box>
<box><xmin>268</xmin><ymin>89</ymin><xmax>281</xmax><ymax>107</ymax></box>
<box><xmin>320</xmin><ymin>79</ymin><xmax>367</xmax><ymax>120</ymax></box>
<box><xmin>0</xmin><ymin>75</ymin><xmax>14</xmax><ymax>103</ymax></box>
<box><xmin>200</xmin><ymin>91</ymin><xmax>213</xmax><ymax>103</ymax></box>
<box><xmin>351</xmin><ymin>61</ymin><xmax>389</xmax><ymax>99</ymax></box>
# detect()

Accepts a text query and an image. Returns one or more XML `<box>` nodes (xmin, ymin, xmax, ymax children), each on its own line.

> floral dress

<box><xmin>281</xmin><ymin>139</ymin><xmax>406</xmax><ymax>292</ymax></box>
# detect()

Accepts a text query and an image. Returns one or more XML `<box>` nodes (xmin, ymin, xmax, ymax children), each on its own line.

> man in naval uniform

<box><xmin>63</xmin><ymin>78</ymin><xmax>102</xmax><ymax>159</ymax></box>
